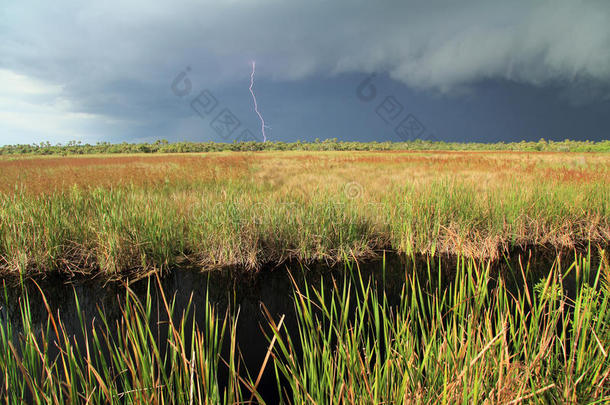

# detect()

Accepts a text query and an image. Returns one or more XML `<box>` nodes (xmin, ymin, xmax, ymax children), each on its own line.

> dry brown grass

<box><xmin>1</xmin><ymin>150</ymin><xmax>608</xmax><ymax>195</ymax></box>
<box><xmin>0</xmin><ymin>153</ymin><xmax>253</xmax><ymax>195</ymax></box>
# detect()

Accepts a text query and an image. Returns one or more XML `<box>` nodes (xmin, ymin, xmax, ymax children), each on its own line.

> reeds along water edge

<box><xmin>0</xmin><ymin>251</ymin><xmax>608</xmax><ymax>403</ymax></box>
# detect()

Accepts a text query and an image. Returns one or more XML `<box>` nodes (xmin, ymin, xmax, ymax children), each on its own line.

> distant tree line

<box><xmin>1</xmin><ymin>138</ymin><xmax>609</xmax><ymax>155</ymax></box>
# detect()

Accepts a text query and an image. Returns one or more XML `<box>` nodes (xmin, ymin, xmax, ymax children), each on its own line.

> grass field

<box><xmin>1</xmin><ymin>147</ymin><xmax>609</xmax><ymax>403</ymax></box>
<box><xmin>0</xmin><ymin>150</ymin><xmax>609</xmax><ymax>276</ymax></box>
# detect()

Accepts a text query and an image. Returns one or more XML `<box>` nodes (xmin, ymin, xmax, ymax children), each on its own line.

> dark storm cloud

<box><xmin>1</xmin><ymin>0</ymin><xmax>610</xmax><ymax>144</ymax></box>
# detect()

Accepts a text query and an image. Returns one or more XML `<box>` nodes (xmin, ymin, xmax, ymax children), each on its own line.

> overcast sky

<box><xmin>1</xmin><ymin>0</ymin><xmax>610</xmax><ymax>145</ymax></box>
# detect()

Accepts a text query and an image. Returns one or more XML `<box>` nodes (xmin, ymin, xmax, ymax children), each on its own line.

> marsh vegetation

<box><xmin>0</xmin><ymin>150</ymin><xmax>608</xmax><ymax>277</ymax></box>
<box><xmin>0</xmin><ymin>148</ymin><xmax>608</xmax><ymax>403</ymax></box>
<box><xmin>1</xmin><ymin>253</ymin><xmax>609</xmax><ymax>403</ymax></box>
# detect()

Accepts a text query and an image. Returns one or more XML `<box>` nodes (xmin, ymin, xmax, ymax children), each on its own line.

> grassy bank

<box><xmin>0</xmin><ymin>151</ymin><xmax>608</xmax><ymax>276</ymax></box>
<box><xmin>1</xmin><ymin>252</ymin><xmax>608</xmax><ymax>403</ymax></box>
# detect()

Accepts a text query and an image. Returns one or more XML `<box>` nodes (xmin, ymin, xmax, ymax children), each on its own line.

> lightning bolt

<box><xmin>249</xmin><ymin>61</ymin><xmax>267</xmax><ymax>142</ymax></box>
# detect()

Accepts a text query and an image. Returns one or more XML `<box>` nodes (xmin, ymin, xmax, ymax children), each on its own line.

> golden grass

<box><xmin>1</xmin><ymin>150</ymin><xmax>607</xmax><ymax>193</ymax></box>
<box><xmin>0</xmin><ymin>154</ymin><xmax>252</xmax><ymax>195</ymax></box>
<box><xmin>0</xmin><ymin>150</ymin><xmax>608</xmax><ymax>275</ymax></box>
